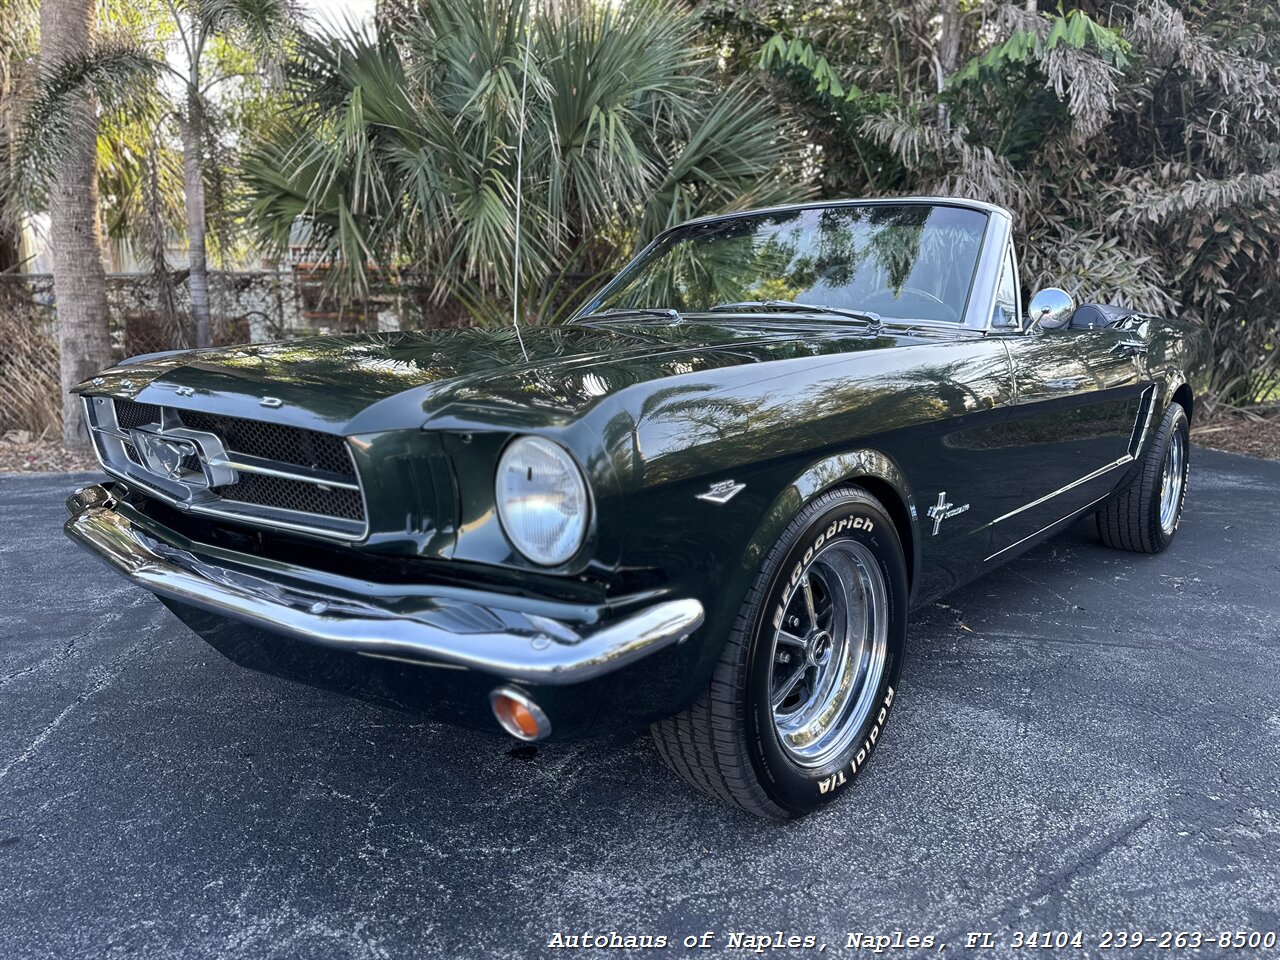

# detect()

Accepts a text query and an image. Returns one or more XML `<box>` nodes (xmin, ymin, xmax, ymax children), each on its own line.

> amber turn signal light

<box><xmin>489</xmin><ymin>686</ymin><xmax>551</xmax><ymax>742</ymax></box>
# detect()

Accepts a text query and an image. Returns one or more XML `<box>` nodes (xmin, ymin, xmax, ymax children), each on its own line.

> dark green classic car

<box><xmin>65</xmin><ymin>199</ymin><xmax>1210</xmax><ymax>818</ymax></box>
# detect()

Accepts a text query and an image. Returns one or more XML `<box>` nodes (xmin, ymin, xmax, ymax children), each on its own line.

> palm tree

<box><xmin>244</xmin><ymin>0</ymin><xmax>813</xmax><ymax>323</ymax></box>
<box><xmin>157</xmin><ymin>0</ymin><xmax>298</xmax><ymax>346</ymax></box>
<box><xmin>38</xmin><ymin>0</ymin><xmax>113</xmax><ymax>452</ymax></box>
<box><xmin>20</xmin><ymin>0</ymin><xmax>297</xmax><ymax>348</ymax></box>
<box><xmin>0</xmin><ymin>0</ymin><xmax>38</xmax><ymax>272</ymax></box>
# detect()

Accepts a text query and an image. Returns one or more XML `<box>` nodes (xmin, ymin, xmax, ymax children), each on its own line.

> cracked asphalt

<box><xmin>2</xmin><ymin>447</ymin><xmax>1279</xmax><ymax>960</ymax></box>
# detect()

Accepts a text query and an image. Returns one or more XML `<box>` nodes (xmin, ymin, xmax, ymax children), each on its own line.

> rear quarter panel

<box><xmin>1144</xmin><ymin>317</ymin><xmax>1213</xmax><ymax>413</ymax></box>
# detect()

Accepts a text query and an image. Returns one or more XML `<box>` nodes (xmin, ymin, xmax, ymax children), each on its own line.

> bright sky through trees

<box><xmin>299</xmin><ymin>0</ymin><xmax>376</xmax><ymax>36</ymax></box>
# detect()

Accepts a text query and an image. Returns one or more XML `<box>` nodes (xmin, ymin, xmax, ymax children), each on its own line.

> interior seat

<box><xmin>1070</xmin><ymin>302</ymin><xmax>1131</xmax><ymax>329</ymax></box>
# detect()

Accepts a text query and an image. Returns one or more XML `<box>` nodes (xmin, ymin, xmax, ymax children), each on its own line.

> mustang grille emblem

<box><xmin>126</xmin><ymin>423</ymin><xmax>238</xmax><ymax>493</ymax></box>
<box><xmin>927</xmin><ymin>491</ymin><xmax>970</xmax><ymax>536</ymax></box>
<box><xmin>697</xmin><ymin>479</ymin><xmax>746</xmax><ymax>505</ymax></box>
<box><xmin>133</xmin><ymin>433</ymin><xmax>197</xmax><ymax>481</ymax></box>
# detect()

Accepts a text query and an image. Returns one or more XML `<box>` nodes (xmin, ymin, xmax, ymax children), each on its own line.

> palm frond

<box><xmin>243</xmin><ymin>0</ymin><xmax>811</xmax><ymax>317</ymax></box>
<box><xmin>13</xmin><ymin>42</ymin><xmax>162</xmax><ymax>210</ymax></box>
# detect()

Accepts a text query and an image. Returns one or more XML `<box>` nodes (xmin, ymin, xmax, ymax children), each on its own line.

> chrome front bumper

<box><xmin>64</xmin><ymin>485</ymin><xmax>704</xmax><ymax>686</ymax></box>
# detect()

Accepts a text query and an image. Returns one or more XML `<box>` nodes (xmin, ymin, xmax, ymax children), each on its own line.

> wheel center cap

<box><xmin>807</xmin><ymin>630</ymin><xmax>833</xmax><ymax>667</ymax></box>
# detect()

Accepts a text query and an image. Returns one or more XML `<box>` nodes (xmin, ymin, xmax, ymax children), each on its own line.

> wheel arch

<box><xmin>741</xmin><ymin>449</ymin><xmax>921</xmax><ymax>599</ymax></box>
<box><xmin>1171</xmin><ymin>381</ymin><xmax>1194</xmax><ymax>423</ymax></box>
<box><xmin>846</xmin><ymin>474</ymin><xmax>917</xmax><ymax>596</ymax></box>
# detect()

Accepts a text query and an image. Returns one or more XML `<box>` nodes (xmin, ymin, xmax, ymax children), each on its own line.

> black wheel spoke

<box><xmin>771</xmin><ymin>663</ymin><xmax>808</xmax><ymax>708</ymax></box>
<box><xmin>814</xmin><ymin>592</ymin><xmax>833</xmax><ymax>629</ymax></box>
<box><xmin>775</xmin><ymin>629</ymin><xmax>806</xmax><ymax>649</ymax></box>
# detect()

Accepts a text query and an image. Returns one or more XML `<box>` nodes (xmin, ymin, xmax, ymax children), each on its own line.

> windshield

<box><xmin>588</xmin><ymin>203</ymin><xmax>988</xmax><ymax>324</ymax></box>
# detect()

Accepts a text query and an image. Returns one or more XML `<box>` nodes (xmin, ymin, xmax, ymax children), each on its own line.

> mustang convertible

<box><xmin>65</xmin><ymin>199</ymin><xmax>1209</xmax><ymax>818</ymax></box>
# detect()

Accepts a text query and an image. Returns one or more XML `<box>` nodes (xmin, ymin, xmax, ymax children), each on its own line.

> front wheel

<box><xmin>651</xmin><ymin>487</ymin><xmax>908</xmax><ymax>819</ymax></box>
<box><xmin>1096</xmin><ymin>401</ymin><xmax>1190</xmax><ymax>554</ymax></box>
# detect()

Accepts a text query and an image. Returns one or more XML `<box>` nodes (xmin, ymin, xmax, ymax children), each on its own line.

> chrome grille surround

<box><xmin>83</xmin><ymin>396</ymin><xmax>369</xmax><ymax>541</ymax></box>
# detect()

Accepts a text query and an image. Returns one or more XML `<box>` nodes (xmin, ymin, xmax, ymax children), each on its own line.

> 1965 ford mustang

<box><xmin>65</xmin><ymin>198</ymin><xmax>1210</xmax><ymax>818</ymax></box>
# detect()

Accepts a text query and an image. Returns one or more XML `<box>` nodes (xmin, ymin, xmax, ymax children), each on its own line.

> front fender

<box><xmin>631</xmin><ymin>445</ymin><xmax>923</xmax><ymax>721</ymax></box>
<box><xmin>743</xmin><ymin>448</ymin><xmax>919</xmax><ymax>576</ymax></box>
<box><xmin>708</xmin><ymin>447</ymin><xmax>922</xmax><ymax>655</ymax></box>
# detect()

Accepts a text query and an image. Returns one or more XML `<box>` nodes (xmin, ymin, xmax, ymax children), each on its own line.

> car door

<box><xmin>880</xmin><ymin>335</ymin><xmax>1018</xmax><ymax>603</ymax></box>
<box><xmin>988</xmin><ymin>257</ymin><xmax>1152</xmax><ymax>555</ymax></box>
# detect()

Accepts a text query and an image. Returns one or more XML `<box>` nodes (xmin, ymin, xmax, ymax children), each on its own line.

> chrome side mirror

<box><xmin>1027</xmin><ymin>288</ymin><xmax>1075</xmax><ymax>330</ymax></box>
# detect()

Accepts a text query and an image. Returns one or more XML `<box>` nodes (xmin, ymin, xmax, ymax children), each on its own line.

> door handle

<box><xmin>1111</xmin><ymin>339</ymin><xmax>1147</xmax><ymax>357</ymax></box>
<box><xmin>1044</xmin><ymin>377</ymin><xmax>1086</xmax><ymax>390</ymax></box>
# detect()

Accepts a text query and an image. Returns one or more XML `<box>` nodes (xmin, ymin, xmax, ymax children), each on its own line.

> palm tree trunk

<box><xmin>181</xmin><ymin>87</ymin><xmax>212</xmax><ymax>347</ymax></box>
<box><xmin>39</xmin><ymin>0</ymin><xmax>112</xmax><ymax>453</ymax></box>
<box><xmin>937</xmin><ymin>0</ymin><xmax>961</xmax><ymax>127</ymax></box>
<box><xmin>939</xmin><ymin>0</ymin><xmax>960</xmax><ymax>76</ymax></box>
<box><xmin>0</xmin><ymin>224</ymin><xmax>18</xmax><ymax>273</ymax></box>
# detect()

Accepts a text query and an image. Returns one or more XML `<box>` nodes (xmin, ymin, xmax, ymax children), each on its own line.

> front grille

<box><xmin>95</xmin><ymin>397</ymin><xmax>367</xmax><ymax>540</ymax></box>
<box><xmin>113</xmin><ymin>399</ymin><xmax>356</xmax><ymax>481</ymax></box>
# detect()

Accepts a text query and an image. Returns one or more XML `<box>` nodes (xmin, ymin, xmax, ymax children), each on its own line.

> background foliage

<box><xmin>708</xmin><ymin>0</ymin><xmax>1280</xmax><ymax>404</ymax></box>
<box><xmin>243</xmin><ymin>0</ymin><xmax>813</xmax><ymax>325</ymax></box>
<box><xmin>3</xmin><ymin>0</ymin><xmax>1279</xmax><ymax>447</ymax></box>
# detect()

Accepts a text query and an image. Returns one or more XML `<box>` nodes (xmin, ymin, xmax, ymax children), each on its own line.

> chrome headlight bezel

<box><xmin>495</xmin><ymin>436</ymin><xmax>591</xmax><ymax>567</ymax></box>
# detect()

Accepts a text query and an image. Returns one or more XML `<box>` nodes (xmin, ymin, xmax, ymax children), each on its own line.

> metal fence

<box><xmin>0</xmin><ymin>269</ymin><xmax>477</xmax><ymax>435</ymax></box>
<box><xmin>1</xmin><ymin>268</ymin><xmax>469</xmax><ymax>353</ymax></box>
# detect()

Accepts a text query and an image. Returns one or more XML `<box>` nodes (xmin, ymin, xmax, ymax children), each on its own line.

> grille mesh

<box><xmin>115</xmin><ymin>400</ymin><xmax>162</xmax><ymax>430</ymax></box>
<box><xmin>110</xmin><ymin>397</ymin><xmax>364</xmax><ymax>530</ymax></box>
<box><xmin>213</xmin><ymin>473</ymin><xmax>365</xmax><ymax>521</ymax></box>
<box><xmin>177</xmin><ymin>409</ymin><xmax>355</xmax><ymax>479</ymax></box>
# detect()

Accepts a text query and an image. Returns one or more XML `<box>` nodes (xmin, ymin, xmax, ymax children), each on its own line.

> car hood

<box><xmin>76</xmin><ymin>320</ymin><xmax>928</xmax><ymax>433</ymax></box>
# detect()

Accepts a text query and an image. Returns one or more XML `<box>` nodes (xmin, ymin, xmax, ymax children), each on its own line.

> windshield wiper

<box><xmin>707</xmin><ymin>300</ymin><xmax>882</xmax><ymax>330</ymax></box>
<box><xmin>583</xmin><ymin>307</ymin><xmax>683</xmax><ymax>324</ymax></box>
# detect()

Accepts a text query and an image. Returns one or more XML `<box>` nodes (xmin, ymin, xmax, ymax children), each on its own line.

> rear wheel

<box><xmin>1096</xmin><ymin>401</ymin><xmax>1189</xmax><ymax>553</ymax></box>
<box><xmin>651</xmin><ymin>487</ymin><xmax>907</xmax><ymax>819</ymax></box>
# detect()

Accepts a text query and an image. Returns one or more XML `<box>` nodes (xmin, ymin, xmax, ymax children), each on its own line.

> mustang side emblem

<box><xmin>927</xmin><ymin>491</ymin><xmax>970</xmax><ymax>536</ymax></box>
<box><xmin>697</xmin><ymin>479</ymin><xmax>746</xmax><ymax>504</ymax></box>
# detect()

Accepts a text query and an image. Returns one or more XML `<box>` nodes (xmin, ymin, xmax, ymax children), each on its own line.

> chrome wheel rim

<box><xmin>1159</xmin><ymin>427</ymin><xmax>1185</xmax><ymax>535</ymax></box>
<box><xmin>768</xmin><ymin>540</ymin><xmax>888</xmax><ymax>769</ymax></box>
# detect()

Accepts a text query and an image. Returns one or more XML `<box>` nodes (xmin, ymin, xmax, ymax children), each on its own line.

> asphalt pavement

<box><xmin>2</xmin><ymin>448</ymin><xmax>1278</xmax><ymax>959</ymax></box>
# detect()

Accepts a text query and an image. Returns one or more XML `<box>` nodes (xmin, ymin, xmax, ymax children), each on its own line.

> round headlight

<box><xmin>496</xmin><ymin>437</ymin><xmax>589</xmax><ymax>566</ymax></box>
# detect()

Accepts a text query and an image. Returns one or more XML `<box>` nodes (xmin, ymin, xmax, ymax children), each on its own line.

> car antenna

<box><xmin>509</xmin><ymin>2</ymin><xmax>532</xmax><ymax>364</ymax></box>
